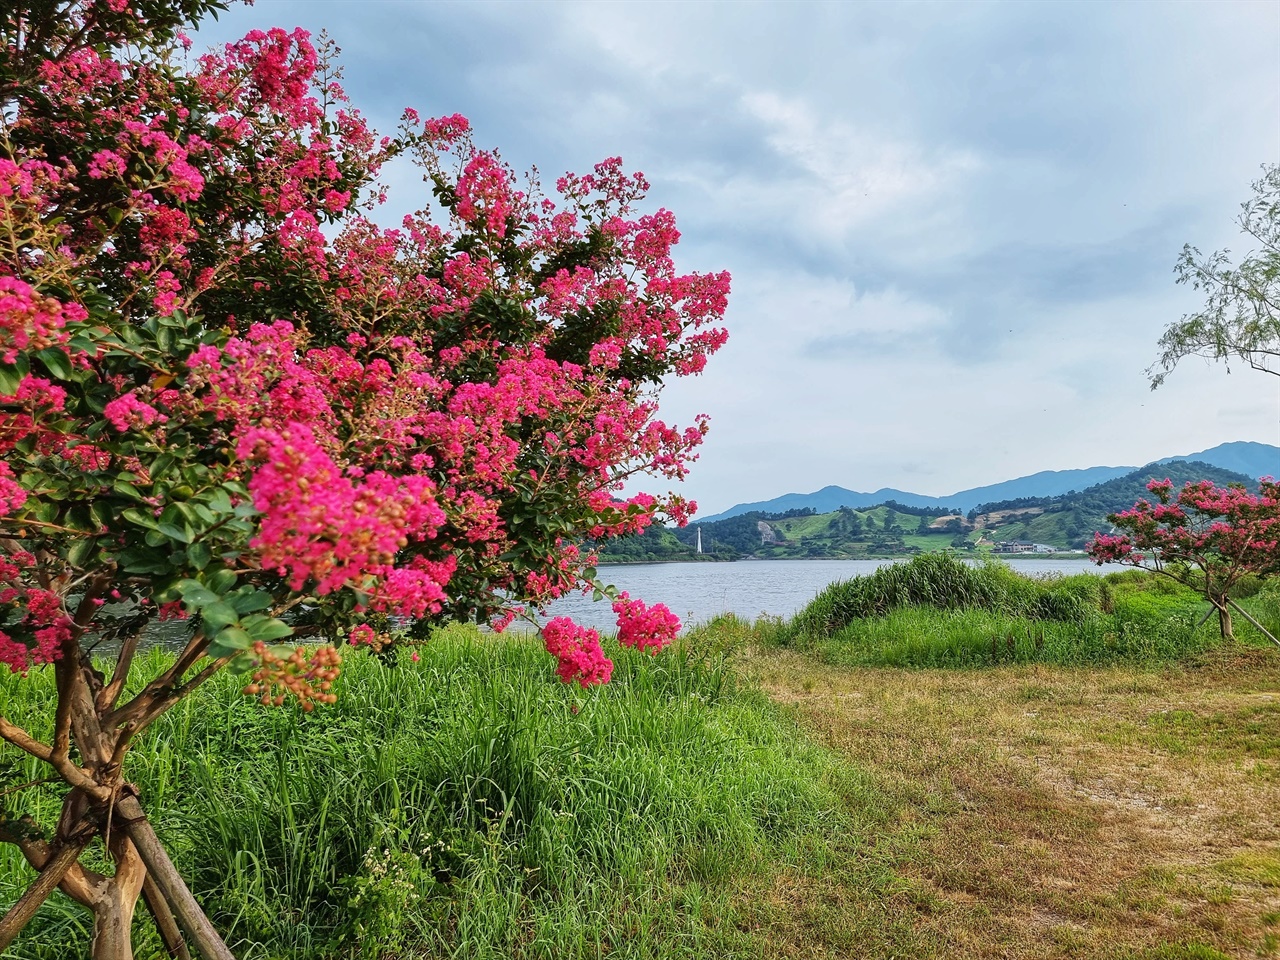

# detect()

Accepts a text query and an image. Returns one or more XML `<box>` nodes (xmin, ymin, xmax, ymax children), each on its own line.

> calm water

<box><xmin>134</xmin><ymin>556</ymin><xmax>1106</xmax><ymax>647</ymax></box>
<box><xmin>539</xmin><ymin>556</ymin><xmax>1106</xmax><ymax>633</ymax></box>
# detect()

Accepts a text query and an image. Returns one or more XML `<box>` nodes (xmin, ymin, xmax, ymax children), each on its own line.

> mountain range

<box><xmin>699</xmin><ymin>441</ymin><xmax>1279</xmax><ymax>523</ymax></box>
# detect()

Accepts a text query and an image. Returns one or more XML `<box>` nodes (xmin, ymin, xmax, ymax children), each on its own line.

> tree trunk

<box><xmin>1217</xmin><ymin>600</ymin><xmax>1234</xmax><ymax>639</ymax></box>
<box><xmin>88</xmin><ymin>833</ymin><xmax>147</xmax><ymax>960</ymax></box>
<box><xmin>116</xmin><ymin>795</ymin><xmax>237</xmax><ymax>960</ymax></box>
<box><xmin>90</xmin><ymin>882</ymin><xmax>139</xmax><ymax>960</ymax></box>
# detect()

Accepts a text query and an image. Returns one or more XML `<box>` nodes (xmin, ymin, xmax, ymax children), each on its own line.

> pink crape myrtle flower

<box><xmin>0</xmin><ymin>462</ymin><xmax>28</xmax><ymax>517</ymax></box>
<box><xmin>103</xmin><ymin>393</ymin><xmax>166</xmax><ymax>431</ymax></box>
<box><xmin>542</xmin><ymin>617</ymin><xmax>612</xmax><ymax>687</ymax></box>
<box><xmin>612</xmin><ymin>592</ymin><xmax>680</xmax><ymax>653</ymax></box>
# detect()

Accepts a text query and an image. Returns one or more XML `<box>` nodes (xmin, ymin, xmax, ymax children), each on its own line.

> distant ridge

<box><xmin>698</xmin><ymin>440</ymin><xmax>1280</xmax><ymax>523</ymax></box>
<box><xmin>1156</xmin><ymin>440</ymin><xmax>1279</xmax><ymax>479</ymax></box>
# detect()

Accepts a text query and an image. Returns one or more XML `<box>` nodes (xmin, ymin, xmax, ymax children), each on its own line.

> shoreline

<box><xmin>597</xmin><ymin>551</ymin><xmax>1091</xmax><ymax>566</ymax></box>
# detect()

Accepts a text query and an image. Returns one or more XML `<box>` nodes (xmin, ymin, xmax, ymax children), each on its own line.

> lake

<box><xmin>539</xmin><ymin>556</ymin><xmax>1106</xmax><ymax>633</ymax></box>
<box><xmin>132</xmin><ymin>556</ymin><xmax>1108</xmax><ymax>648</ymax></box>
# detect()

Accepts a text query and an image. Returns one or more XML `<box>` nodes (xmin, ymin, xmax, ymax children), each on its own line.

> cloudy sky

<box><xmin>199</xmin><ymin>1</ymin><xmax>1280</xmax><ymax>516</ymax></box>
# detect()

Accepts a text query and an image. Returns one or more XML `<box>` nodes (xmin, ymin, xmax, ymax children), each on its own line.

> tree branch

<box><xmin>0</xmin><ymin>716</ymin><xmax>109</xmax><ymax>800</ymax></box>
<box><xmin>0</xmin><ymin>835</ymin><xmax>91</xmax><ymax>951</ymax></box>
<box><xmin>97</xmin><ymin>629</ymin><xmax>142</xmax><ymax>713</ymax></box>
<box><xmin>143</xmin><ymin>874</ymin><xmax>193</xmax><ymax>960</ymax></box>
<box><xmin>1226</xmin><ymin>597</ymin><xmax>1280</xmax><ymax>648</ymax></box>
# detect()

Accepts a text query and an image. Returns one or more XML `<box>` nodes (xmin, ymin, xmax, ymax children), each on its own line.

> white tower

<box><xmin>696</xmin><ymin>527</ymin><xmax>703</xmax><ymax>554</ymax></box>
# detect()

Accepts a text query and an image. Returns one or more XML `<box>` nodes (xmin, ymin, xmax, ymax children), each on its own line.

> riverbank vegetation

<box><xmin>4</xmin><ymin>560</ymin><xmax>1278</xmax><ymax>958</ymax></box>
<box><xmin>779</xmin><ymin>552</ymin><xmax>1279</xmax><ymax>668</ymax></box>
<box><xmin>1</xmin><ymin>627</ymin><xmax>882</xmax><ymax>959</ymax></box>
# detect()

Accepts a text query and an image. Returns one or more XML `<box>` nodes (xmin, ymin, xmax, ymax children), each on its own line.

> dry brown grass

<box><xmin>741</xmin><ymin>645</ymin><xmax>1280</xmax><ymax>959</ymax></box>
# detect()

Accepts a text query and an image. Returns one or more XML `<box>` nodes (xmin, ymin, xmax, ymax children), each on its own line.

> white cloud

<box><xmin>740</xmin><ymin>91</ymin><xmax>982</xmax><ymax>241</ymax></box>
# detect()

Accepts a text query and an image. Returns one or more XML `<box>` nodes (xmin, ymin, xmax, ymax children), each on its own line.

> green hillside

<box><xmin>973</xmin><ymin>460</ymin><xmax>1254</xmax><ymax>549</ymax></box>
<box><xmin>593</xmin><ymin>461</ymin><xmax>1258</xmax><ymax>561</ymax></box>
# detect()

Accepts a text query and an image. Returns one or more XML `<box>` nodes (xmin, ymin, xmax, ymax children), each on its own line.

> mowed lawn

<box><xmin>743</xmin><ymin>644</ymin><xmax>1280</xmax><ymax>959</ymax></box>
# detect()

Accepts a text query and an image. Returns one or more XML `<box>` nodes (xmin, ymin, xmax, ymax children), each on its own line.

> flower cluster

<box><xmin>541</xmin><ymin>617</ymin><xmax>613</xmax><ymax>687</ymax></box>
<box><xmin>103</xmin><ymin>393</ymin><xmax>166</xmax><ymax>432</ymax></box>
<box><xmin>612</xmin><ymin>593</ymin><xmax>680</xmax><ymax>653</ymax></box>
<box><xmin>0</xmin><ymin>553</ymin><xmax>73</xmax><ymax>674</ymax></box>
<box><xmin>0</xmin><ymin>463</ymin><xmax>28</xmax><ymax>517</ymax></box>
<box><xmin>237</xmin><ymin>424</ymin><xmax>447</xmax><ymax>596</ymax></box>
<box><xmin>242</xmin><ymin>643</ymin><xmax>342</xmax><ymax>712</ymax></box>
<box><xmin>0</xmin><ymin>277</ymin><xmax>83</xmax><ymax>363</ymax></box>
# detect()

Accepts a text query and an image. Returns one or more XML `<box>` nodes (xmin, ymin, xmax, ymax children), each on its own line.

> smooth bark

<box><xmin>116</xmin><ymin>795</ymin><xmax>236</xmax><ymax>960</ymax></box>
<box><xmin>0</xmin><ymin>836</ymin><xmax>90</xmax><ymax>951</ymax></box>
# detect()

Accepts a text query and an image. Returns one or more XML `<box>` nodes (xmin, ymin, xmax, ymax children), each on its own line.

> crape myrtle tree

<box><xmin>0</xmin><ymin>2</ymin><xmax>728</xmax><ymax>957</ymax></box>
<box><xmin>1149</xmin><ymin>163</ymin><xmax>1280</xmax><ymax>387</ymax></box>
<box><xmin>1087</xmin><ymin>478</ymin><xmax>1280</xmax><ymax>644</ymax></box>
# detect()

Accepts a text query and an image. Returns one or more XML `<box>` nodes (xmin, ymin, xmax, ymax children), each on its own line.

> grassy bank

<box><xmin>779</xmin><ymin>553</ymin><xmax>1280</xmax><ymax>669</ymax></box>
<box><xmin>2</xmin><ymin>561</ymin><xmax>1278</xmax><ymax>959</ymax></box>
<box><xmin>0</xmin><ymin>626</ymin><xmax>896</xmax><ymax>960</ymax></box>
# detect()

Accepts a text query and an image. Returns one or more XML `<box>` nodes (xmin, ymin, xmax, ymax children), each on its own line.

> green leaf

<box><xmin>176</xmin><ymin>580</ymin><xmax>220</xmax><ymax>608</ymax></box>
<box><xmin>118</xmin><ymin>553</ymin><xmax>171</xmax><ymax>575</ymax></box>
<box><xmin>90</xmin><ymin>502</ymin><xmax>113</xmax><ymax>527</ymax></box>
<box><xmin>207</xmin><ymin>488</ymin><xmax>234</xmax><ymax>514</ymax></box>
<box><xmin>188</xmin><ymin>503</ymin><xmax>216</xmax><ymax>524</ymax></box>
<box><xmin>112</xmin><ymin>479</ymin><xmax>145</xmax><ymax>501</ymax></box>
<box><xmin>200</xmin><ymin>602</ymin><xmax>240</xmax><ymax>630</ymax></box>
<box><xmin>227</xmin><ymin>589</ymin><xmax>272</xmax><ymax>614</ymax></box>
<box><xmin>186</xmin><ymin>541</ymin><xmax>211</xmax><ymax>570</ymax></box>
<box><xmin>0</xmin><ymin>362</ymin><xmax>23</xmax><ymax>396</ymax></box>
<box><xmin>208</xmin><ymin>626</ymin><xmax>253</xmax><ymax>658</ymax></box>
<box><xmin>207</xmin><ymin>568</ymin><xmax>237</xmax><ymax>594</ymax></box>
<box><xmin>225</xmin><ymin>651</ymin><xmax>257</xmax><ymax>675</ymax></box>
<box><xmin>36</xmin><ymin>348</ymin><xmax>72</xmax><ymax>380</ymax></box>
<box><xmin>150</xmin><ymin>454</ymin><xmax>176</xmax><ymax>480</ymax></box>
<box><xmin>242</xmin><ymin>615</ymin><xmax>293</xmax><ymax>642</ymax></box>
<box><xmin>156</xmin><ymin>522</ymin><xmax>191</xmax><ymax>544</ymax></box>
<box><xmin>66</xmin><ymin>539</ymin><xmax>96</xmax><ymax>567</ymax></box>
<box><xmin>122</xmin><ymin>508</ymin><xmax>160</xmax><ymax>530</ymax></box>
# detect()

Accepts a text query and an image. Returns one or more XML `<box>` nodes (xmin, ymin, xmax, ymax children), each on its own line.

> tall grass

<box><xmin>0</xmin><ymin>624</ymin><xmax>879</xmax><ymax>960</ymax></box>
<box><xmin>781</xmin><ymin>554</ymin><xmax>1280</xmax><ymax>668</ymax></box>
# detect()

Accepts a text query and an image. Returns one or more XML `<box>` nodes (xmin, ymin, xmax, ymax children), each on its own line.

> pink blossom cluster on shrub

<box><xmin>0</xmin><ymin>7</ymin><xmax>727</xmax><ymax>687</ymax></box>
<box><xmin>1088</xmin><ymin>477</ymin><xmax>1280</xmax><ymax>574</ymax></box>
<box><xmin>0</xmin><ymin>552</ymin><xmax>72</xmax><ymax>673</ymax></box>
<box><xmin>613</xmin><ymin>593</ymin><xmax>680</xmax><ymax>653</ymax></box>
<box><xmin>541</xmin><ymin>617</ymin><xmax>613</xmax><ymax>687</ymax></box>
<box><xmin>1088</xmin><ymin>477</ymin><xmax>1280</xmax><ymax>641</ymax></box>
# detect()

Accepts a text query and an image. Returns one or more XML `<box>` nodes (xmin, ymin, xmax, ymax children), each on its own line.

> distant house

<box><xmin>993</xmin><ymin>540</ymin><xmax>1058</xmax><ymax>554</ymax></box>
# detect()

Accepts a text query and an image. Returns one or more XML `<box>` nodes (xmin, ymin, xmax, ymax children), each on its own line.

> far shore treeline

<box><xmin>596</xmin><ymin>460</ymin><xmax>1257</xmax><ymax>562</ymax></box>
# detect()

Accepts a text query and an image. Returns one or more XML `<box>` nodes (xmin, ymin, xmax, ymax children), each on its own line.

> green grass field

<box><xmin>2</xmin><ymin>562</ymin><xmax>1279</xmax><ymax>959</ymax></box>
<box><xmin>1</xmin><ymin>626</ymin><xmax>893</xmax><ymax>960</ymax></box>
